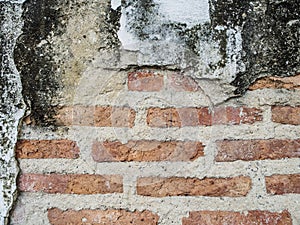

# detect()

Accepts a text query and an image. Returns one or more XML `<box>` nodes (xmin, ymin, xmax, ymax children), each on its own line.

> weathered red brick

<box><xmin>147</xmin><ymin>107</ymin><xmax>262</xmax><ymax>127</ymax></box>
<box><xmin>18</xmin><ymin>174</ymin><xmax>123</xmax><ymax>194</ymax></box>
<box><xmin>216</xmin><ymin>139</ymin><xmax>300</xmax><ymax>162</ymax></box>
<box><xmin>212</xmin><ymin>107</ymin><xmax>263</xmax><ymax>125</ymax></box>
<box><xmin>137</xmin><ymin>176</ymin><xmax>251</xmax><ymax>197</ymax></box>
<box><xmin>55</xmin><ymin>105</ymin><xmax>135</xmax><ymax>127</ymax></box>
<box><xmin>167</xmin><ymin>74</ymin><xmax>199</xmax><ymax>92</ymax></box>
<box><xmin>128</xmin><ymin>71</ymin><xmax>164</xmax><ymax>91</ymax></box>
<box><xmin>94</xmin><ymin>106</ymin><xmax>136</xmax><ymax>127</ymax></box>
<box><xmin>92</xmin><ymin>140</ymin><xmax>204</xmax><ymax>162</ymax></box>
<box><xmin>48</xmin><ymin>208</ymin><xmax>159</xmax><ymax>225</ymax></box>
<box><xmin>266</xmin><ymin>174</ymin><xmax>300</xmax><ymax>195</ymax></box>
<box><xmin>16</xmin><ymin>140</ymin><xmax>80</xmax><ymax>159</ymax></box>
<box><xmin>272</xmin><ymin>106</ymin><xmax>300</xmax><ymax>125</ymax></box>
<box><xmin>182</xmin><ymin>210</ymin><xmax>292</xmax><ymax>225</ymax></box>
<box><xmin>147</xmin><ymin>108</ymin><xmax>181</xmax><ymax>127</ymax></box>
<box><xmin>249</xmin><ymin>74</ymin><xmax>300</xmax><ymax>90</ymax></box>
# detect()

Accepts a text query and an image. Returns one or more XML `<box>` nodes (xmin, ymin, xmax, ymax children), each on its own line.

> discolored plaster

<box><xmin>14</xmin><ymin>0</ymin><xmax>121</xmax><ymax>126</ymax></box>
<box><xmin>118</xmin><ymin>0</ymin><xmax>300</xmax><ymax>94</ymax></box>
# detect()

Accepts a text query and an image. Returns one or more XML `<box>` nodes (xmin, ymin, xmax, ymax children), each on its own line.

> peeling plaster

<box><xmin>117</xmin><ymin>0</ymin><xmax>300</xmax><ymax>93</ymax></box>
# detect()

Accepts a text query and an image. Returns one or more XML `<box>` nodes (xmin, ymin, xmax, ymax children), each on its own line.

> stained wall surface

<box><xmin>0</xmin><ymin>0</ymin><xmax>299</xmax><ymax>224</ymax></box>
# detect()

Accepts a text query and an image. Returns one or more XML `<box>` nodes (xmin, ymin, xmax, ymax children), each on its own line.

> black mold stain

<box><xmin>103</xmin><ymin>5</ymin><xmax>122</xmax><ymax>48</ymax></box>
<box><xmin>211</xmin><ymin>0</ymin><xmax>300</xmax><ymax>94</ymax></box>
<box><xmin>14</xmin><ymin>0</ymin><xmax>122</xmax><ymax>126</ymax></box>
<box><xmin>124</xmin><ymin>0</ymin><xmax>159</xmax><ymax>41</ymax></box>
<box><xmin>14</xmin><ymin>0</ymin><xmax>65</xmax><ymax>126</ymax></box>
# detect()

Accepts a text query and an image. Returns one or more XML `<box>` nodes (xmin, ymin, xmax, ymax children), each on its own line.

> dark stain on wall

<box><xmin>211</xmin><ymin>0</ymin><xmax>300</xmax><ymax>94</ymax></box>
<box><xmin>14</xmin><ymin>0</ymin><xmax>64</xmax><ymax>126</ymax></box>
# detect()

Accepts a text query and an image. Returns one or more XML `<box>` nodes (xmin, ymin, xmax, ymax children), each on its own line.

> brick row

<box><xmin>127</xmin><ymin>70</ymin><xmax>200</xmax><ymax>92</ymax></box>
<box><xmin>16</xmin><ymin>139</ymin><xmax>300</xmax><ymax>162</ymax></box>
<box><xmin>54</xmin><ymin>105</ymin><xmax>300</xmax><ymax>127</ymax></box>
<box><xmin>55</xmin><ymin>105</ymin><xmax>135</xmax><ymax>127</ymax></box>
<box><xmin>147</xmin><ymin>107</ymin><xmax>263</xmax><ymax>127</ymax></box>
<box><xmin>18</xmin><ymin>174</ymin><xmax>300</xmax><ymax>196</ymax></box>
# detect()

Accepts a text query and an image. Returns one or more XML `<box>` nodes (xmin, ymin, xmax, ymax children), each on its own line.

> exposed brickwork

<box><xmin>167</xmin><ymin>74</ymin><xmax>199</xmax><ymax>92</ymax></box>
<box><xmin>137</xmin><ymin>176</ymin><xmax>251</xmax><ymax>197</ymax></box>
<box><xmin>182</xmin><ymin>210</ymin><xmax>292</xmax><ymax>225</ymax></box>
<box><xmin>92</xmin><ymin>140</ymin><xmax>204</xmax><ymax>162</ymax></box>
<box><xmin>18</xmin><ymin>174</ymin><xmax>123</xmax><ymax>194</ymax></box>
<box><xmin>55</xmin><ymin>105</ymin><xmax>135</xmax><ymax>127</ymax></box>
<box><xmin>48</xmin><ymin>208</ymin><xmax>159</xmax><ymax>225</ymax></box>
<box><xmin>249</xmin><ymin>74</ymin><xmax>300</xmax><ymax>90</ymax></box>
<box><xmin>216</xmin><ymin>139</ymin><xmax>300</xmax><ymax>162</ymax></box>
<box><xmin>16</xmin><ymin>140</ymin><xmax>80</xmax><ymax>159</ymax></box>
<box><xmin>266</xmin><ymin>174</ymin><xmax>300</xmax><ymax>195</ymax></box>
<box><xmin>128</xmin><ymin>71</ymin><xmax>164</xmax><ymax>92</ymax></box>
<box><xmin>147</xmin><ymin>107</ymin><xmax>262</xmax><ymax>127</ymax></box>
<box><xmin>272</xmin><ymin>106</ymin><xmax>300</xmax><ymax>125</ymax></box>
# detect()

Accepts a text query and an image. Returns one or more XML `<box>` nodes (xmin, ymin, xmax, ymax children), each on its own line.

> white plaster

<box><xmin>111</xmin><ymin>0</ymin><xmax>121</xmax><ymax>10</ymax></box>
<box><xmin>154</xmin><ymin>0</ymin><xmax>210</xmax><ymax>26</ymax></box>
<box><xmin>117</xmin><ymin>7</ymin><xmax>141</xmax><ymax>51</ymax></box>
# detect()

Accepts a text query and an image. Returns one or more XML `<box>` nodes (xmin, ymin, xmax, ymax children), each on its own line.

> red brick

<box><xmin>16</xmin><ymin>140</ymin><xmax>80</xmax><ymax>159</ymax></box>
<box><xmin>147</xmin><ymin>107</ymin><xmax>262</xmax><ymax>127</ymax></box>
<box><xmin>272</xmin><ymin>106</ymin><xmax>300</xmax><ymax>125</ymax></box>
<box><xmin>216</xmin><ymin>139</ymin><xmax>300</xmax><ymax>162</ymax></box>
<box><xmin>197</xmin><ymin>107</ymin><xmax>212</xmax><ymax>126</ymax></box>
<box><xmin>137</xmin><ymin>176</ymin><xmax>251</xmax><ymax>197</ymax></box>
<box><xmin>212</xmin><ymin>107</ymin><xmax>263</xmax><ymax>125</ymax></box>
<box><xmin>92</xmin><ymin>140</ymin><xmax>204</xmax><ymax>162</ymax></box>
<box><xmin>147</xmin><ymin>108</ymin><xmax>181</xmax><ymax>127</ymax></box>
<box><xmin>249</xmin><ymin>74</ymin><xmax>300</xmax><ymax>90</ymax></box>
<box><xmin>128</xmin><ymin>71</ymin><xmax>163</xmax><ymax>91</ymax></box>
<box><xmin>55</xmin><ymin>105</ymin><xmax>135</xmax><ymax>127</ymax></box>
<box><xmin>48</xmin><ymin>208</ymin><xmax>159</xmax><ymax>225</ymax></box>
<box><xmin>94</xmin><ymin>106</ymin><xmax>136</xmax><ymax>127</ymax></box>
<box><xmin>266</xmin><ymin>174</ymin><xmax>300</xmax><ymax>195</ymax></box>
<box><xmin>182</xmin><ymin>210</ymin><xmax>292</xmax><ymax>225</ymax></box>
<box><xmin>167</xmin><ymin>73</ymin><xmax>199</xmax><ymax>92</ymax></box>
<box><xmin>18</xmin><ymin>174</ymin><xmax>123</xmax><ymax>194</ymax></box>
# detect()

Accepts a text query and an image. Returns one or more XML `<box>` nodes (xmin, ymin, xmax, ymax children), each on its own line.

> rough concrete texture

<box><xmin>0</xmin><ymin>0</ymin><xmax>299</xmax><ymax>225</ymax></box>
<box><xmin>0</xmin><ymin>2</ymin><xmax>25</xmax><ymax>224</ymax></box>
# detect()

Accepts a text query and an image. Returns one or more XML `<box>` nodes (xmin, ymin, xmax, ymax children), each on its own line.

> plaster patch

<box><xmin>154</xmin><ymin>0</ymin><xmax>210</xmax><ymax>27</ymax></box>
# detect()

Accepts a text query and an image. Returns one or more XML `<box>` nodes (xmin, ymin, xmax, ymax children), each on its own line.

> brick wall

<box><xmin>11</xmin><ymin>71</ymin><xmax>300</xmax><ymax>224</ymax></box>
